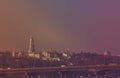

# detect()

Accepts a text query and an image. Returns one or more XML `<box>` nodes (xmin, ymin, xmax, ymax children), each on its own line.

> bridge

<box><xmin>0</xmin><ymin>65</ymin><xmax>120</xmax><ymax>78</ymax></box>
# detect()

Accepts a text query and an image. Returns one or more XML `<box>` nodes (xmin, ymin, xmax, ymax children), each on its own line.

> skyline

<box><xmin>0</xmin><ymin>0</ymin><xmax>120</xmax><ymax>54</ymax></box>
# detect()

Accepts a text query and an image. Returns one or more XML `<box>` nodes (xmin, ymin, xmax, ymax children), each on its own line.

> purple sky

<box><xmin>0</xmin><ymin>0</ymin><xmax>120</xmax><ymax>54</ymax></box>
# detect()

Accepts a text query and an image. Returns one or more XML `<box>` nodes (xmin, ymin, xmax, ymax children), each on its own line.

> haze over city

<box><xmin>0</xmin><ymin>0</ymin><xmax>120</xmax><ymax>54</ymax></box>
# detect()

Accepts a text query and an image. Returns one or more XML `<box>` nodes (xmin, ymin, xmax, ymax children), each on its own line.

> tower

<box><xmin>28</xmin><ymin>37</ymin><xmax>35</xmax><ymax>53</ymax></box>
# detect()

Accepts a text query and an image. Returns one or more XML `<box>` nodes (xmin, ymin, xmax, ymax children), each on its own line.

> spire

<box><xmin>28</xmin><ymin>37</ymin><xmax>35</xmax><ymax>53</ymax></box>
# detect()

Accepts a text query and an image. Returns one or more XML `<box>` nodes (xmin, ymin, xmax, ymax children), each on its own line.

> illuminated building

<box><xmin>28</xmin><ymin>37</ymin><xmax>35</xmax><ymax>53</ymax></box>
<box><xmin>104</xmin><ymin>50</ymin><xmax>111</xmax><ymax>56</ymax></box>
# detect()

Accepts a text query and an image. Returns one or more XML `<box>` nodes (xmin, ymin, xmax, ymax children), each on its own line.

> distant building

<box><xmin>41</xmin><ymin>50</ymin><xmax>51</xmax><ymax>60</ymax></box>
<box><xmin>12</xmin><ymin>49</ymin><xmax>16</xmax><ymax>57</ymax></box>
<box><xmin>11</xmin><ymin>49</ymin><xmax>25</xmax><ymax>57</ymax></box>
<box><xmin>27</xmin><ymin>37</ymin><xmax>41</xmax><ymax>58</ymax></box>
<box><xmin>103</xmin><ymin>50</ymin><xmax>111</xmax><ymax>56</ymax></box>
<box><xmin>41</xmin><ymin>50</ymin><xmax>60</xmax><ymax>61</ymax></box>
<box><xmin>62</xmin><ymin>49</ymin><xmax>71</xmax><ymax>58</ymax></box>
<box><xmin>0</xmin><ymin>51</ymin><xmax>12</xmax><ymax>57</ymax></box>
<box><xmin>28</xmin><ymin>37</ymin><xmax>35</xmax><ymax>54</ymax></box>
<box><xmin>28</xmin><ymin>53</ymin><xmax>40</xmax><ymax>59</ymax></box>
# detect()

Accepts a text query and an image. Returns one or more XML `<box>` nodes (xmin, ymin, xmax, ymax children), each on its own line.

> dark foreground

<box><xmin>0</xmin><ymin>65</ymin><xmax>120</xmax><ymax>78</ymax></box>
<box><xmin>0</xmin><ymin>71</ymin><xmax>120</xmax><ymax>78</ymax></box>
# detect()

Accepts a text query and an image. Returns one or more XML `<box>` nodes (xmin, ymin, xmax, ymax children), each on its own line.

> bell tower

<box><xmin>28</xmin><ymin>37</ymin><xmax>35</xmax><ymax>53</ymax></box>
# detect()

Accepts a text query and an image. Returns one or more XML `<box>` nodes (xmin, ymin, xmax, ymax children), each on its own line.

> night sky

<box><xmin>0</xmin><ymin>0</ymin><xmax>120</xmax><ymax>54</ymax></box>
